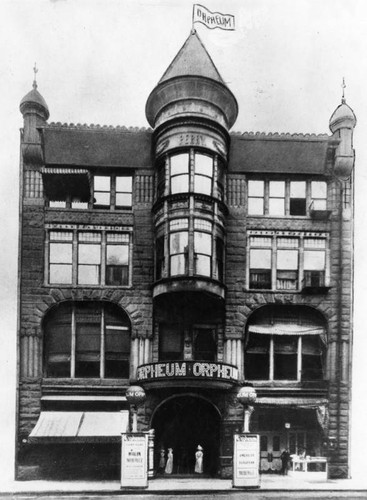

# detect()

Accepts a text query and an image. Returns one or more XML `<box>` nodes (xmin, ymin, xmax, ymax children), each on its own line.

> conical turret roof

<box><xmin>158</xmin><ymin>30</ymin><xmax>225</xmax><ymax>85</ymax></box>
<box><xmin>146</xmin><ymin>30</ymin><xmax>238</xmax><ymax>130</ymax></box>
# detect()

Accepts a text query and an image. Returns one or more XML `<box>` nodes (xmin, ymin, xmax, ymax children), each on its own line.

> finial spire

<box><xmin>33</xmin><ymin>63</ymin><xmax>38</xmax><ymax>89</ymax></box>
<box><xmin>341</xmin><ymin>77</ymin><xmax>346</xmax><ymax>104</ymax></box>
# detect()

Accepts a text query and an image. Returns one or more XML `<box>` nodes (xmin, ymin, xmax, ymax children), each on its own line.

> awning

<box><xmin>28</xmin><ymin>411</ymin><xmax>129</xmax><ymax>443</ymax></box>
<box><xmin>41</xmin><ymin>167</ymin><xmax>92</xmax><ymax>201</ymax></box>
<box><xmin>248</xmin><ymin>324</ymin><xmax>325</xmax><ymax>336</ymax></box>
<box><xmin>257</xmin><ymin>397</ymin><xmax>328</xmax><ymax>407</ymax></box>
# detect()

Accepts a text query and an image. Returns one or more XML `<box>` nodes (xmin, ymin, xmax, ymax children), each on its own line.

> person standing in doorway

<box><xmin>165</xmin><ymin>448</ymin><xmax>173</xmax><ymax>474</ymax></box>
<box><xmin>195</xmin><ymin>445</ymin><xmax>204</xmax><ymax>474</ymax></box>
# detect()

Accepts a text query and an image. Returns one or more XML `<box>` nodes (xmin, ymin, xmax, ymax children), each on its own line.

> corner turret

<box><xmin>329</xmin><ymin>84</ymin><xmax>356</xmax><ymax>180</ymax></box>
<box><xmin>145</xmin><ymin>30</ymin><xmax>238</xmax><ymax>132</ymax></box>
<box><xmin>19</xmin><ymin>67</ymin><xmax>49</xmax><ymax>164</ymax></box>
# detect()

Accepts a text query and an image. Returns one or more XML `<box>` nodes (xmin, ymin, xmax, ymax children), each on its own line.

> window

<box><xmin>170</xmin><ymin>154</ymin><xmax>190</xmax><ymax>194</ymax></box>
<box><xmin>158</xmin><ymin>324</ymin><xmax>217</xmax><ymax>362</ymax></box>
<box><xmin>169</xmin><ymin>219</ymin><xmax>189</xmax><ymax>276</ymax></box>
<box><xmin>311</xmin><ymin>181</ymin><xmax>327</xmax><ymax>210</ymax></box>
<box><xmin>245</xmin><ymin>307</ymin><xmax>325</xmax><ymax>381</ymax></box>
<box><xmin>49</xmin><ymin>231</ymin><xmax>73</xmax><ymax>284</ymax></box>
<box><xmin>166</xmin><ymin>151</ymin><xmax>217</xmax><ymax>197</ymax></box>
<box><xmin>290</xmin><ymin>181</ymin><xmax>306</xmax><ymax>215</ymax></box>
<box><xmin>93</xmin><ymin>175</ymin><xmax>132</xmax><ymax>209</ymax></box>
<box><xmin>269</xmin><ymin>181</ymin><xmax>285</xmax><ymax>216</ymax></box>
<box><xmin>159</xmin><ymin>324</ymin><xmax>183</xmax><ymax>361</ymax></box>
<box><xmin>194</xmin><ymin>328</ymin><xmax>216</xmax><ymax>361</ymax></box>
<box><xmin>78</xmin><ymin>232</ymin><xmax>101</xmax><ymax>285</ymax></box>
<box><xmin>249</xmin><ymin>237</ymin><xmax>272</xmax><ymax>289</ymax></box>
<box><xmin>106</xmin><ymin>233</ymin><xmax>130</xmax><ymax>286</ymax></box>
<box><xmin>248</xmin><ymin>231</ymin><xmax>328</xmax><ymax>291</ymax></box>
<box><xmin>47</xmin><ymin>229</ymin><xmax>131</xmax><ymax>286</ymax></box>
<box><xmin>194</xmin><ymin>219</ymin><xmax>212</xmax><ymax>276</ymax></box>
<box><xmin>248</xmin><ymin>181</ymin><xmax>264</xmax><ymax>215</ymax></box>
<box><xmin>44</xmin><ymin>302</ymin><xmax>130</xmax><ymax>379</ymax></box>
<box><xmin>276</xmin><ymin>238</ymin><xmax>299</xmax><ymax>290</ymax></box>
<box><xmin>247</xmin><ymin>179</ymin><xmax>327</xmax><ymax>217</ymax></box>
<box><xmin>194</xmin><ymin>153</ymin><xmax>213</xmax><ymax>195</ymax></box>
<box><xmin>156</xmin><ymin>216</ymin><xmax>223</xmax><ymax>281</ymax></box>
<box><xmin>303</xmin><ymin>238</ymin><xmax>326</xmax><ymax>287</ymax></box>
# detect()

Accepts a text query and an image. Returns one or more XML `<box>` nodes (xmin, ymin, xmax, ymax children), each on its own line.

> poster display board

<box><xmin>232</xmin><ymin>433</ymin><xmax>260</xmax><ymax>488</ymax></box>
<box><xmin>121</xmin><ymin>433</ymin><xmax>148</xmax><ymax>489</ymax></box>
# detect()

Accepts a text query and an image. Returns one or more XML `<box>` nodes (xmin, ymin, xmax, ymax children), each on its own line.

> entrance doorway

<box><xmin>151</xmin><ymin>395</ymin><xmax>220</xmax><ymax>477</ymax></box>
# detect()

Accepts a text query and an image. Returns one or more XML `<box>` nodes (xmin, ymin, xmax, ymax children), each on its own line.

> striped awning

<box><xmin>41</xmin><ymin>167</ymin><xmax>90</xmax><ymax>176</ymax></box>
<box><xmin>28</xmin><ymin>411</ymin><xmax>129</xmax><ymax>443</ymax></box>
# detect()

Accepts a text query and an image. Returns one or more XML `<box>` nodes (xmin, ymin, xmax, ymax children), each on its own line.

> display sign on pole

<box><xmin>232</xmin><ymin>433</ymin><xmax>260</xmax><ymax>488</ymax></box>
<box><xmin>121</xmin><ymin>433</ymin><xmax>148</xmax><ymax>489</ymax></box>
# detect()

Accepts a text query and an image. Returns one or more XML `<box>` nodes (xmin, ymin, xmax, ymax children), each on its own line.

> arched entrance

<box><xmin>151</xmin><ymin>395</ymin><xmax>221</xmax><ymax>477</ymax></box>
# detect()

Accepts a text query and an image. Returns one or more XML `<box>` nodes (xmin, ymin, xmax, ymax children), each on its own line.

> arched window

<box><xmin>244</xmin><ymin>306</ymin><xmax>325</xmax><ymax>381</ymax></box>
<box><xmin>44</xmin><ymin>302</ymin><xmax>131</xmax><ymax>379</ymax></box>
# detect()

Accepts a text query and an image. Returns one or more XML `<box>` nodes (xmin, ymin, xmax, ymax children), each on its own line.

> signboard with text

<box><xmin>233</xmin><ymin>433</ymin><xmax>260</xmax><ymax>488</ymax></box>
<box><xmin>121</xmin><ymin>433</ymin><xmax>148</xmax><ymax>489</ymax></box>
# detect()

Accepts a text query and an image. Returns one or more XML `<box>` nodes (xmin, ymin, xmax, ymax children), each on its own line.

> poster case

<box><xmin>121</xmin><ymin>433</ymin><xmax>148</xmax><ymax>489</ymax></box>
<box><xmin>232</xmin><ymin>433</ymin><xmax>260</xmax><ymax>488</ymax></box>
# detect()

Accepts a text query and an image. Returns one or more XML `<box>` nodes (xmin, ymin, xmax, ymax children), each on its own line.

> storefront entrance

<box><xmin>151</xmin><ymin>395</ymin><xmax>220</xmax><ymax>477</ymax></box>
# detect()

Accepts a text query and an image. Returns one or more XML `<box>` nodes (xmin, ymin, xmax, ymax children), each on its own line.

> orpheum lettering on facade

<box><xmin>137</xmin><ymin>361</ymin><xmax>239</xmax><ymax>382</ymax></box>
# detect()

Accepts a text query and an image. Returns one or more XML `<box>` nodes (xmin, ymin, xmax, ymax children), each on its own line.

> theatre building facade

<box><xmin>16</xmin><ymin>31</ymin><xmax>356</xmax><ymax>480</ymax></box>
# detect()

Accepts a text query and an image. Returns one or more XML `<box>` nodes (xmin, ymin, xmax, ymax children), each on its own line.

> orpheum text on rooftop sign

<box><xmin>137</xmin><ymin>361</ymin><xmax>239</xmax><ymax>382</ymax></box>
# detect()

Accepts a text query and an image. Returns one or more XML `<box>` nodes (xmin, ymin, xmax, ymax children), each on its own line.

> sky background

<box><xmin>0</xmin><ymin>0</ymin><xmax>367</xmax><ymax>485</ymax></box>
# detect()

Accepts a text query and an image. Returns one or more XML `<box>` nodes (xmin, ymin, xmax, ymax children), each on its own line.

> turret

<box><xmin>146</xmin><ymin>30</ymin><xmax>238</xmax><ymax>301</ymax></box>
<box><xmin>329</xmin><ymin>86</ymin><xmax>356</xmax><ymax>180</ymax></box>
<box><xmin>19</xmin><ymin>68</ymin><xmax>49</xmax><ymax>164</ymax></box>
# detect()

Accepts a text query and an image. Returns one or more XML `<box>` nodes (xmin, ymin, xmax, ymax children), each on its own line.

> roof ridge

<box><xmin>230</xmin><ymin>131</ymin><xmax>331</xmax><ymax>140</ymax></box>
<box><xmin>47</xmin><ymin>122</ymin><xmax>152</xmax><ymax>132</ymax></box>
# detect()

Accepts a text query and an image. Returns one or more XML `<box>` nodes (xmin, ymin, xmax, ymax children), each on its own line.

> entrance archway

<box><xmin>151</xmin><ymin>395</ymin><xmax>221</xmax><ymax>477</ymax></box>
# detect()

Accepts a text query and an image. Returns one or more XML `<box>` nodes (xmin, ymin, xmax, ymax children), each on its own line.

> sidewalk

<box><xmin>0</xmin><ymin>474</ymin><xmax>366</xmax><ymax>494</ymax></box>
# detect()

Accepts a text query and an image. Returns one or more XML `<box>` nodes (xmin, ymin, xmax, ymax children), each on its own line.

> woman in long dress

<box><xmin>195</xmin><ymin>445</ymin><xmax>203</xmax><ymax>474</ymax></box>
<box><xmin>165</xmin><ymin>448</ymin><xmax>173</xmax><ymax>474</ymax></box>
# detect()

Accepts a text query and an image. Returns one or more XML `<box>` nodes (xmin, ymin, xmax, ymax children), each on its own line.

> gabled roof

<box><xmin>158</xmin><ymin>30</ymin><xmax>225</xmax><ymax>85</ymax></box>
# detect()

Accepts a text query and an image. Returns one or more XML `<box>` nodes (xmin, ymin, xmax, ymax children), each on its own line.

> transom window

<box><xmin>44</xmin><ymin>302</ymin><xmax>130</xmax><ymax>379</ymax></box>
<box><xmin>248</xmin><ymin>232</ymin><xmax>328</xmax><ymax>291</ymax></box>
<box><xmin>247</xmin><ymin>180</ymin><xmax>327</xmax><ymax>216</ymax></box>
<box><xmin>48</xmin><ymin>229</ymin><xmax>131</xmax><ymax>286</ymax></box>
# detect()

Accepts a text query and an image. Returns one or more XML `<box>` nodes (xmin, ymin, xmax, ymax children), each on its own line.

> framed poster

<box><xmin>121</xmin><ymin>433</ymin><xmax>148</xmax><ymax>488</ymax></box>
<box><xmin>233</xmin><ymin>433</ymin><xmax>260</xmax><ymax>488</ymax></box>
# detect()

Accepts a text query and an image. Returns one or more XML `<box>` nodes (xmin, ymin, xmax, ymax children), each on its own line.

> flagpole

<box><xmin>192</xmin><ymin>4</ymin><xmax>196</xmax><ymax>33</ymax></box>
